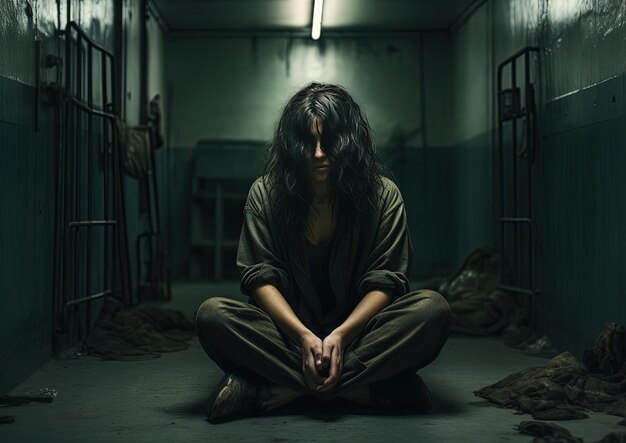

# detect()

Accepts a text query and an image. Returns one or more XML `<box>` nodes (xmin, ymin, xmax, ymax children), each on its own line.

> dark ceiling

<box><xmin>151</xmin><ymin>0</ymin><xmax>481</xmax><ymax>33</ymax></box>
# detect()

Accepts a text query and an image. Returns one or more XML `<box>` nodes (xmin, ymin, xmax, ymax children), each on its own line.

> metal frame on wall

<box><xmin>496</xmin><ymin>46</ymin><xmax>540</xmax><ymax>319</ymax></box>
<box><xmin>52</xmin><ymin>21</ymin><xmax>131</xmax><ymax>351</ymax></box>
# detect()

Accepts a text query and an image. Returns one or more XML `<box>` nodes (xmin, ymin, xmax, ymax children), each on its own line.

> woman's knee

<box><xmin>404</xmin><ymin>289</ymin><xmax>451</xmax><ymax>331</ymax></box>
<box><xmin>196</xmin><ymin>296</ymin><xmax>231</xmax><ymax>334</ymax></box>
<box><xmin>423</xmin><ymin>290</ymin><xmax>451</xmax><ymax>325</ymax></box>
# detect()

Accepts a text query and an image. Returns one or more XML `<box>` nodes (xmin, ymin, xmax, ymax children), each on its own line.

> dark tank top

<box><xmin>305</xmin><ymin>239</ymin><xmax>336</xmax><ymax>316</ymax></box>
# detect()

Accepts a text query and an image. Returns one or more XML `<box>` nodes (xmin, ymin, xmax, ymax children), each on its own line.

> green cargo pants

<box><xmin>196</xmin><ymin>289</ymin><xmax>451</xmax><ymax>397</ymax></box>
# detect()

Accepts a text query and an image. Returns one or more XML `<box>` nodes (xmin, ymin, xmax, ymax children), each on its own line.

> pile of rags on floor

<box><xmin>476</xmin><ymin>323</ymin><xmax>626</xmax><ymax>425</ymax></box>
<box><xmin>422</xmin><ymin>246</ymin><xmax>557</xmax><ymax>356</ymax></box>
<box><xmin>83</xmin><ymin>297</ymin><xmax>195</xmax><ymax>360</ymax></box>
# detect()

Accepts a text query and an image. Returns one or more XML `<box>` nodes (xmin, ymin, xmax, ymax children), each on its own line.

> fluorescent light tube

<box><xmin>311</xmin><ymin>0</ymin><xmax>324</xmax><ymax>40</ymax></box>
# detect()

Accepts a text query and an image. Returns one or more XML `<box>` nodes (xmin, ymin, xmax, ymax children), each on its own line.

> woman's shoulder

<box><xmin>244</xmin><ymin>176</ymin><xmax>272</xmax><ymax>215</ymax></box>
<box><xmin>375</xmin><ymin>176</ymin><xmax>404</xmax><ymax>214</ymax></box>
<box><xmin>249</xmin><ymin>176</ymin><xmax>268</xmax><ymax>195</ymax></box>
<box><xmin>378</xmin><ymin>176</ymin><xmax>401</xmax><ymax>196</ymax></box>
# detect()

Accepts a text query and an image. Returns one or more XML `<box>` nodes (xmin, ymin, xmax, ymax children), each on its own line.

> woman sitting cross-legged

<box><xmin>196</xmin><ymin>82</ymin><xmax>451</xmax><ymax>421</ymax></box>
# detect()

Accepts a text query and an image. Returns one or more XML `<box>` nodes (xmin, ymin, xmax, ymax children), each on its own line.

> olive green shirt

<box><xmin>236</xmin><ymin>176</ymin><xmax>414</xmax><ymax>335</ymax></box>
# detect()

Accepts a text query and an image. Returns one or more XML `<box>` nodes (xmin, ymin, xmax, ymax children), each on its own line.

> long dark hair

<box><xmin>262</xmin><ymin>82</ymin><xmax>390</xmax><ymax>235</ymax></box>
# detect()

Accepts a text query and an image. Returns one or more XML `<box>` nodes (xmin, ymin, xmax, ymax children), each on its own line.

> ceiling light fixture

<box><xmin>311</xmin><ymin>0</ymin><xmax>324</xmax><ymax>40</ymax></box>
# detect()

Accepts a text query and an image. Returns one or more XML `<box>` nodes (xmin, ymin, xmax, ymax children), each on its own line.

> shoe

<box><xmin>205</xmin><ymin>373</ymin><xmax>262</xmax><ymax>421</ymax></box>
<box><xmin>369</xmin><ymin>372</ymin><xmax>432</xmax><ymax>412</ymax></box>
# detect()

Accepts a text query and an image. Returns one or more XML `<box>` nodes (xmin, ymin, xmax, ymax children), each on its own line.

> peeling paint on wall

<box><xmin>493</xmin><ymin>0</ymin><xmax>626</xmax><ymax>102</ymax></box>
<box><xmin>0</xmin><ymin>0</ymin><xmax>37</xmax><ymax>84</ymax></box>
<box><xmin>1</xmin><ymin>0</ymin><xmax>115</xmax><ymax>86</ymax></box>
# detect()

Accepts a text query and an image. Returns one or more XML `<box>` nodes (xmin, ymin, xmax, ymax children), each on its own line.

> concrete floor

<box><xmin>2</xmin><ymin>282</ymin><xmax>624</xmax><ymax>442</ymax></box>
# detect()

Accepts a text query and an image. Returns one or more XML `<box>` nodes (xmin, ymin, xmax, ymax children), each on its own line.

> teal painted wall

<box><xmin>535</xmin><ymin>75</ymin><xmax>626</xmax><ymax>357</ymax></box>
<box><xmin>154</xmin><ymin>146</ymin><xmax>195</xmax><ymax>279</ymax></box>
<box><xmin>0</xmin><ymin>76</ymin><xmax>56</xmax><ymax>393</ymax></box>
<box><xmin>449</xmin><ymin>2</ymin><xmax>495</xmax><ymax>266</ymax></box>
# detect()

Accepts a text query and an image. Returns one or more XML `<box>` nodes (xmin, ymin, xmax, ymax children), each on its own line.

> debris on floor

<box><xmin>476</xmin><ymin>323</ymin><xmax>626</xmax><ymax>423</ymax></box>
<box><xmin>0</xmin><ymin>388</ymin><xmax>57</xmax><ymax>425</ymax></box>
<box><xmin>503</xmin><ymin>327</ymin><xmax>558</xmax><ymax>358</ymax></box>
<box><xmin>516</xmin><ymin>420</ymin><xmax>582</xmax><ymax>442</ymax></box>
<box><xmin>0</xmin><ymin>416</ymin><xmax>15</xmax><ymax>424</ymax></box>
<box><xmin>83</xmin><ymin>297</ymin><xmax>195</xmax><ymax>361</ymax></box>
<box><xmin>596</xmin><ymin>433</ymin><xmax>626</xmax><ymax>443</ymax></box>
<box><xmin>422</xmin><ymin>246</ymin><xmax>521</xmax><ymax>336</ymax></box>
<box><xmin>421</xmin><ymin>246</ymin><xmax>558</xmax><ymax>358</ymax></box>
<box><xmin>0</xmin><ymin>388</ymin><xmax>57</xmax><ymax>406</ymax></box>
<box><xmin>516</xmin><ymin>420</ymin><xmax>626</xmax><ymax>443</ymax></box>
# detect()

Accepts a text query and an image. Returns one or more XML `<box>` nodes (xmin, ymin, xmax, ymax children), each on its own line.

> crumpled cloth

<box><xmin>597</xmin><ymin>433</ymin><xmax>626</xmax><ymax>443</ymax></box>
<box><xmin>422</xmin><ymin>245</ymin><xmax>521</xmax><ymax>336</ymax></box>
<box><xmin>83</xmin><ymin>297</ymin><xmax>195</xmax><ymax>361</ymax></box>
<box><xmin>517</xmin><ymin>420</ymin><xmax>583</xmax><ymax>443</ymax></box>
<box><xmin>476</xmin><ymin>323</ymin><xmax>626</xmax><ymax>422</ymax></box>
<box><xmin>516</xmin><ymin>421</ymin><xmax>626</xmax><ymax>443</ymax></box>
<box><xmin>584</xmin><ymin>323</ymin><xmax>626</xmax><ymax>377</ymax></box>
<box><xmin>116</xmin><ymin>119</ymin><xmax>152</xmax><ymax>179</ymax></box>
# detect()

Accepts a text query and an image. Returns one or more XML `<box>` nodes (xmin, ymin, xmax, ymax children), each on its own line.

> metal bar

<box><xmin>114</xmin><ymin>0</ymin><xmax>123</xmax><ymax>116</ymax></box>
<box><xmin>497</xmin><ymin>61</ymin><xmax>504</xmax><ymax>253</ymax></box>
<box><xmin>497</xmin><ymin>284</ymin><xmax>535</xmax><ymax>297</ymax></box>
<box><xmin>71</xmin><ymin>222</ymin><xmax>80</xmax><ymax>342</ymax></box>
<box><xmin>85</xmin><ymin>43</ymin><xmax>95</xmax><ymax>337</ymax></box>
<box><xmin>136</xmin><ymin>232</ymin><xmax>151</xmax><ymax>300</ymax></box>
<box><xmin>525</xmin><ymin>50</ymin><xmax>534</xmax><ymax>293</ymax></box>
<box><xmin>511</xmin><ymin>58</ymin><xmax>518</xmax><ymax>286</ymax></box>
<box><xmin>102</xmin><ymin>50</ymin><xmax>111</xmax><ymax>312</ymax></box>
<box><xmin>215</xmin><ymin>181</ymin><xmax>223</xmax><ymax>280</ymax></box>
<box><xmin>112</xmin><ymin>111</ymin><xmax>132</xmax><ymax>306</ymax></box>
<box><xmin>74</xmin><ymin>31</ymin><xmax>83</xmax><ymax>344</ymax></box>
<box><xmin>69</xmin><ymin>220</ymin><xmax>117</xmax><ymax>227</ymax></box>
<box><xmin>501</xmin><ymin>217</ymin><xmax>532</xmax><ymax>223</ymax></box>
<box><xmin>56</xmin><ymin>21</ymin><xmax>72</xmax><ymax>336</ymax></box>
<box><xmin>498</xmin><ymin>46</ymin><xmax>540</xmax><ymax>67</ymax></box>
<box><xmin>524</xmin><ymin>51</ymin><xmax>536</xmax><ymax>327</ymax></box>
<box><xmin>67</xmin><ymin>22</ymin><xmax>114</xmax><ymax>56</ymax></box>
<box><xmin>66</xmin><ymin>290</ymin><xmax>112</xmax><ymax>308</ymax></box>
<box><xmin>145</xmin><ymin>177</ymin><xmax>155</xmax><ymax>289</ymax></box>
<box><xmin>105</xmin><ymin>24</ymin><xmax>132</xmax><ymax>306</ymax></box>
<box><xmin>68</xmin><ymin>96</ymin><xmax>116</xmax><ymax>119</ymax></box>
<box><xmin>139</xmin><ymin>0</ymin><xmax>148</xmax><ymax>124</ymax></box>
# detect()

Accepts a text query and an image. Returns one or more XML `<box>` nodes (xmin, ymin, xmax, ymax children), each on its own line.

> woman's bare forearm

<box><xmin>253</xmin><ymin>284</ymin><xmax>314</xmax><ymax>344</ymax></box>
<box><xmin>332</xmin><ymin>289</ymin><xmax>392</xmax><ymax>346</ymax></box>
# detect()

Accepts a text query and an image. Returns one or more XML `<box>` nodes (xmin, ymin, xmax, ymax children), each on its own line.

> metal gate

<box><xmin>496</xmin><ymin>46</ymin><xmax>540</xmax><ymax>321</ymax></box>
<box><xmin>52</xmin><ymin>22</ymin><xmax>131</xmax><ymax>351</ymax></box>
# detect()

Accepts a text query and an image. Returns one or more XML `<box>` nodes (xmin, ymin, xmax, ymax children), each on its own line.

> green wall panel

<box><xmin>0</xmin><ymin>76</ymin><xmax>55</xmax><ymax>392</ymax></box>
<box><xmin>535</xmin><ymin>77</ymin><xmax>626</xmax><ymax>357</ymax></box>
<box><xmin>454</xmin><ymin>132</ymin><xmax>495</xmax><ymax>265</ymax></box>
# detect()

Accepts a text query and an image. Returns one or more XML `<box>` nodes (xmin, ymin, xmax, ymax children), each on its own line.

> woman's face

<box><xmin>309</xmin><ymin>120</ymin><xmax>330</xmax><ymax>183</ymax></box>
